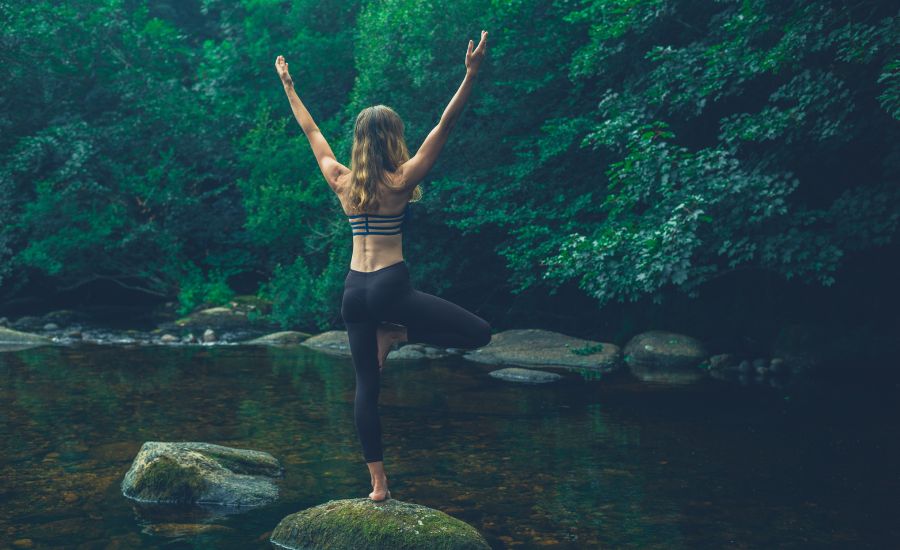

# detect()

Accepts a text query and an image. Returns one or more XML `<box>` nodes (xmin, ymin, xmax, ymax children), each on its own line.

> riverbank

<box><xmin>4</xmin><ymin>299</ymin><xmax>891</xmax><ymax>389</ymax></box>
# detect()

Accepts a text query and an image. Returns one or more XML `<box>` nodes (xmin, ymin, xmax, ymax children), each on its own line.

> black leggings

<box><xmin>341</xmin><ymin>260</ymin><xmax>492</xmax><ymax>463</ymax></box>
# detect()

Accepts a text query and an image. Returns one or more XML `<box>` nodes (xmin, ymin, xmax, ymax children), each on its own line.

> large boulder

<box><xmin>270</xmin><ymin>498</ymin><xmax>490</xmax><ymax>550</ymax></box>
<box><xmin>463</xmin><ymin>329</ymin><xmax>621</xmax><ymax>373</ymax></box>
<box><xmin>245</xmin><ymin>331</ymin><xmax>312</xmax><ymax>345</ymax></box>
<box><xmin>121</xmin><ymin>442</ymin><xmax>283</xmax><ymax>507</ymax></box>
<box><xmin>301</xmin><ymin>330</ymin><xmax>352</xmax><ymax>356</ymax></box>
<box><xmin>0</xmin><ymin>327</ymin><xmax>52</xmax><ymax>349</ymax></box>
<box><xmin>624</xmin><ymin>331</ymin><xmax>709</xmax><ymax>384</ymax></box>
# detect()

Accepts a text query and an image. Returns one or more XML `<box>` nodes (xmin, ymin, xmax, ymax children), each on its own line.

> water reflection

<box><xmin>1</xmin><ymin>344</ymin><xmax>898</xmax><ymax>548</ymax></box>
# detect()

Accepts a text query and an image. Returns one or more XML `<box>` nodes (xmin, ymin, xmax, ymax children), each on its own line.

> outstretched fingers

<box><xmin>474</xmin><ymin>30</ymin><xmax>488</xmax><ymax>55</ymax></box>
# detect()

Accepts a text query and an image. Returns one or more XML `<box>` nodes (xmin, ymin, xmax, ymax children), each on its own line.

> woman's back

<box><xmin>339</xmin><ymin>169</ymin><xmax>413</xmax><ymax>273</ymax></box>
<box><xmin>339</xmin><ymin>169</ymin><xmax>411</xmax><ymax>218</ymax></box>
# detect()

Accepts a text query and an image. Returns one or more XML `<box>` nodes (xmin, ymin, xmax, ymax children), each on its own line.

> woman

<box><xmin>275</xmin><ymin>30</ymin><xmax>491</xmax><ymax>502</ymax></box>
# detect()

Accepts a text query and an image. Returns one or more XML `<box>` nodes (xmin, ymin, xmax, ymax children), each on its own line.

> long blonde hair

<box><xmin>347</xmin><ymin>105</ymin><xmax>422</xmax><ymax>213</ymax></box>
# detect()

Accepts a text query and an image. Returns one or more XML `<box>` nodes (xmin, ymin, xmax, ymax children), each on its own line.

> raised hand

<box><xmin>465</xmin><ymin>30</ymin><xmax>489</xmax><ymax>76</ymax></box>
<box><xmin>275</xmin><ymin>55</ymin><xmax>294</xmax><ymax>88</ymax></box>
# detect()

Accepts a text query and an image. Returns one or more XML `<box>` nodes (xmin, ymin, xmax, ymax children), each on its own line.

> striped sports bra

<box><xmin>347</xmin><ymin>203</ymin><xmax>411</xmax><ymax>236</ymax></box>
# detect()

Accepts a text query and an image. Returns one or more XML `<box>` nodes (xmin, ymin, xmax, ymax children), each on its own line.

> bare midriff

<box><xmin>349</xmin><ymin>233</ymin><xmax>404</xmax><ymax>272</ymax></box>
<box><xmin>337</xmin><ymin>169</ymin><xmax>413</xmax><ymax>273</ymax></box>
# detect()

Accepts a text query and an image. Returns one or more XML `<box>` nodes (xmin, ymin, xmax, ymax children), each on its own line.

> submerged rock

<box><xmin>142</xmin><ymin>523</ymin><xmax>234</xmax><ymax>537</ymax></box>
<box><xmin>245</xmin><ymin>331</ymin><xmax>312</xmax><ymax>345</ymax></box>
<box><xmin>121</xmin><ymin>441</ymin><xmax>283</xmax><ymax>507</ymax></box>
<box><xmin>464</xmin><ymin>328</ymin><xmax>621</xmax><ymax>373</ymax></box>
<box><xmin>624</xmin><ymin>331</ymin><xmax>709</xmax><ymax>384</ymax></box>
<box><xmin>270</xmin><ymin>497</ymin><xmax>490</xmax><ymax>550</ymax></box>
<box><xmin>488</xmin><ymin>367</ymin><xmax>562</xmax><ymax>384</ymax></box>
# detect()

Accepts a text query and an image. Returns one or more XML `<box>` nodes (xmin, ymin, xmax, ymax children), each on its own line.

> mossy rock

<box><xmin>172</xmin><ymin>307</ymin><xmax>249</xmax><ymax>330</ymax></box>
<box><xmin>270</xmin><ymin>498</ymin><xmax>490</xmax><ymax>550</ymax></box>
<box><xmin>623</xmin><ymin>330</ymin><xmax>709</xmax><ymax>384</ymax></box>
<box><xmin>121</xmin><ymin>441</ymin><xmax>283</xmax><ymax>507</ymax></box>
<box><xmin>464</xmin><ymin>328</ymin><xmax>621</xmax><ymax>373</ymax></box>
<box><xmin>162</xmin><ymin>300</ymin><xmax>279</xmax><ymax>332</ymax></box>
<box><xmin>301</xmin><ymin>330</ymin><xmax>352</xmax><ymax>357</ymax></box>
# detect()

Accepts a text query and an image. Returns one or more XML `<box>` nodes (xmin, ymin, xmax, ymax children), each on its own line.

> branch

<box><xmin>56</xmin><ymin>274</ymin><xmax>170</xmax><ymax>297</ymax></box>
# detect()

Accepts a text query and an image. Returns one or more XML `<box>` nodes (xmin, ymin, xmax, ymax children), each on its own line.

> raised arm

<box><xmin>275</xmin><ymin>55</ymin><xmax>349</xmax><ymax>193</ymax></box>
<box><xmin>399</xmin><ymin>30</ymin><xmax>488</xmax><ymax>192</ymax></box>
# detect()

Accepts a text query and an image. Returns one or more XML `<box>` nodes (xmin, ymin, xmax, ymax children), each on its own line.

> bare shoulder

<box><xmin>392</xmin><ymin>163</ymin><xmax>415</xmax><ymax>196</ymax></box>
<box><xmin>334</xmin><ymin>172</ymin><xmax>352</xmax><ymax>213</ymax></box>
<box><xmin>383</xmin><ymin>168</ymin><xmax>407</xmax><ymax>191</ymax></box>
<box><xmin>336</xmin><ymin>170</ymin><xmax>404</xmax><ymax>192</ymax></box>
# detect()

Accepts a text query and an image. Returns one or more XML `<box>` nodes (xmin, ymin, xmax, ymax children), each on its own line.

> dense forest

<box><xmin>1</xmin><ymin>0</ymin><xmax>898</xmax><ymax>357</ymax></box>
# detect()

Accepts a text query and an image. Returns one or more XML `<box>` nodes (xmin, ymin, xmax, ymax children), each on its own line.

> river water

<box><xmin>1</xmin><ymin>344</ymin><xmax>898</xmax><ymax>548</ymax></box>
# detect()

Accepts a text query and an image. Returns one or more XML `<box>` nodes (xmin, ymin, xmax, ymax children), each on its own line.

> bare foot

<box><xmin>376</xmin><ymin>323</ymin><xmax>407</xmax><ymax>370</ymax></box>
<box><xmin>369</xmin><ymin>473</ymin><xmax>390</xmax><ymax>501</ymax></box>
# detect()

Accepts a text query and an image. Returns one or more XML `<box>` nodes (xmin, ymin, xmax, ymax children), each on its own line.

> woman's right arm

<box><xmin>400</xmin><ymin>31</ymin><xmax>488</xmax><ymax>191</ymax></box>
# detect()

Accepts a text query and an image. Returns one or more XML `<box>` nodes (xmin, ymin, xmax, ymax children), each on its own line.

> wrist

<box><xmin>465</xmin><ymin>69</ymin><xmax>478</xmax><ymax>79</ymax></box>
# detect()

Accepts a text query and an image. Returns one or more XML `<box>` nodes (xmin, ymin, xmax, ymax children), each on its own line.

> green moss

<box><xmin>271</xmin><ymin>498</ymin><xmax>490</xmax><ymax>550</ymax></box>
<box><xmin>200</xmin><ymin>449</ymin><xmax>281</xmax><ymax>477</ymax></box>
<box><xmin>569</xmin><ymin>343</ymin><xmax>605</xmax><ymax>355</ymax></box>
<box><xmin>131</xmin><ymin>456</ymin><xmax>208</xmax><ymax>503</ymax></box>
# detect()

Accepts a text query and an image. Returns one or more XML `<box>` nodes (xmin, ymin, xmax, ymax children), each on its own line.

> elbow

<box><xmin>438</xmin><ymin>116</ymin><xmax>457</xmax><ymax>135</ymax></box>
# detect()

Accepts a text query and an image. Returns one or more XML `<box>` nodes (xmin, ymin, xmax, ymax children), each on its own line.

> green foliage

<box><xmin>260</xmin><ymin>246</ymin><xmax>349</xmax><ymax>331</ymax></box>
<box><xmin>878</xmin><ymin>56</ymin><xmax>900</xmax><ymax>120</ymax></box>
<box><xmin>0</xmin><ymin>192</ymin><xmax>10</xmax><ymax>288</ymax></box>
<box><xmin>175</xmin><ymin>264</ymin><xmax>236</xmax><ymax>315</ymax></box>
<box><xmin>1</xmin><ymin>0</ymin><xmax>248</xmax><ymax>300</ymax></box>
<box><xmin>1</xmin><ymin>0</ymin><xmax>897</xmax><ymax>327</ymax></box>
<box><xmin>535</xmin><ymin>0</ymin><xmax>900</xmax><ymax>305</ymax></box>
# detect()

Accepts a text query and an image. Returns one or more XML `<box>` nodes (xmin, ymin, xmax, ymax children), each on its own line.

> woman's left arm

<box><xmin>275</xmin><ymin>55</ymin><xmax>349</xmax><ymax>192</ymax></box>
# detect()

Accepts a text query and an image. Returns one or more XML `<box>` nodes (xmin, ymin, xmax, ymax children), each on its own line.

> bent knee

<box><xmin>473</xmin><ymin>318</ymin><xmax>492</xmax><ymax>348</ymax></box>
